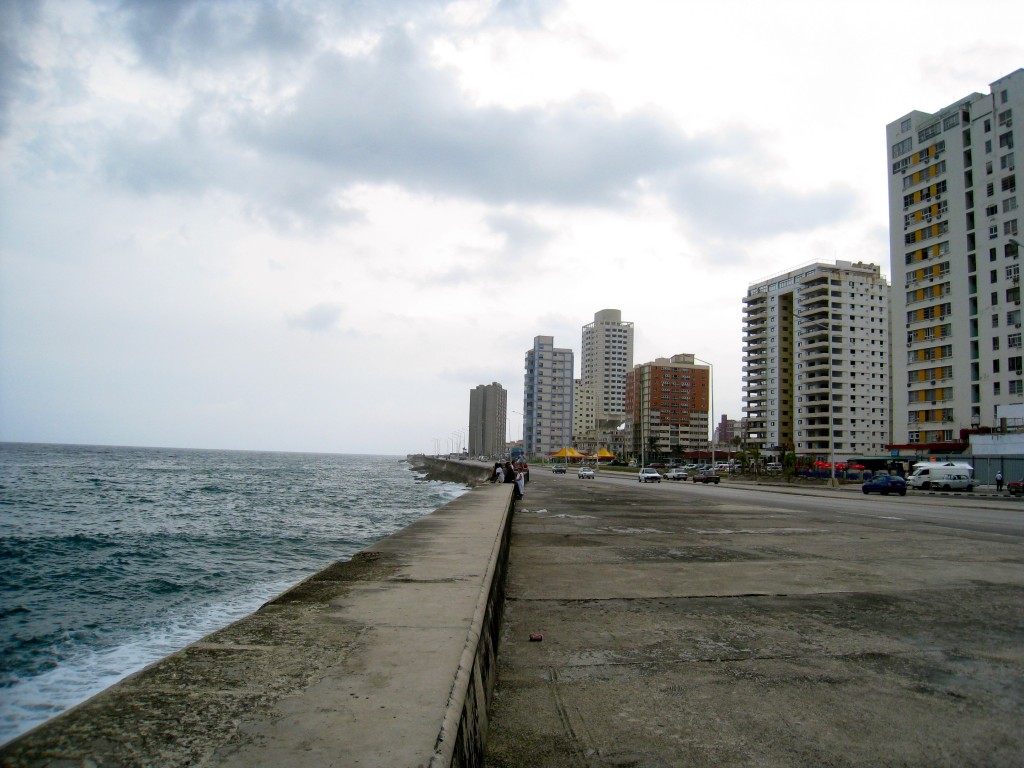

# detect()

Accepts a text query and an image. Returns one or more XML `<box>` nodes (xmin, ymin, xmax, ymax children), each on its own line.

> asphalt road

<box><xmin>484</xmin><ymin>470</ymin><xmax>1024</xmax><ymax>767</ymax></box>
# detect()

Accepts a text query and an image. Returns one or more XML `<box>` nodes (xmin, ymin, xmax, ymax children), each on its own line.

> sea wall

<box><xmin>1</xmin><ymin>470</ymin><xmax>515</xmax><ymax>768</ymax></box>
<box><xmin>407</xmin><ymin>454</ymin><xmax>493</xmax><ymax>485</ymax></box>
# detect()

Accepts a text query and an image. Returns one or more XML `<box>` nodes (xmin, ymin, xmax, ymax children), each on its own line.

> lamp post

<box><xmin>693</xmin><ymin>356</ymin><xmax>714</xmax><ymax>468</ymax></box>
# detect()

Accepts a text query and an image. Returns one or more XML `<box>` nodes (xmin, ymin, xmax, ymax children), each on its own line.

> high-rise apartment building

<box><xmin>523</xmin><ymin>336</ymin><xmax>574</xmax><ymax>456</ymax></box>
<box><xmin>742</xmin><ymin>260</ymin><xmax>891</xmax><ymax>462</ymax></box>
<box><xmin>886</xmin><ymin>69</ymin><xmax>1023</xmax><ymax>447</ymax></box>
<box><xmin>625</xmin><ymin>354</ymin><xmax>710</xmax><ymax>460</ymax></box>
<box><xmin>580</xmin><ymin>309</ymin><xmax>634</xmax><ymax>454</ymax></box>
<box><xmin>468</xmin><ymin>382</ymin><xmax>507</xmax><ymax>458</ymax></box>
<box><xmin>572</xmin><ymin>379</ymin><xmax>596</xmax><ymax>447</ymax></box>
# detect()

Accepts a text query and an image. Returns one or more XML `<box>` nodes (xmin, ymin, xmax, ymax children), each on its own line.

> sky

<box><xmin>1</xmin><ymin>0</ymin><xmax>1022</xmax><ymax>456</ymax></box>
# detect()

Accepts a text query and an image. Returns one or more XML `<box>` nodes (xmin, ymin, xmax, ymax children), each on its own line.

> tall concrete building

<box><xmin>468</xmin><ymin>382</ymin><xmax>507</xmax><ymax>459</ymax></box>
<box><xmin>580</xmin><ymin>309</ymin><xmax>634</xmax><ymax>455</ymax></box>
<box><xmin>742</xmin><ymin>260</ymin><xmax>891</xmax><ymax>462</ymax></box>
<box><xmin>572</xmin><ymin>379</ymin><xmax>596</xmax><ymax>448</ymax></box>
<box><xmin>523</xmin><ymin>336</ymin><xmax>574</xmax><ymax>457</ymax></box>
<box><xmin>886</xmin><ymin>69</ymin><xmax>1023</xmax><ymax>448</ymax></box>
<box><xmin>625</xmin><ymin>354</ymin><xmax>710</xmax><ymax>460</ymax></box>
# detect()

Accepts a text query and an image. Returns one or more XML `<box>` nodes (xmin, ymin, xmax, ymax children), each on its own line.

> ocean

<box><xmin>0</xmin><ymin>442</ymin><xmax>468</xmax><ymax>745</ymax></box>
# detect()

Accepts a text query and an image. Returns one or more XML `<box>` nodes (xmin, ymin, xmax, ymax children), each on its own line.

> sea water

<box><xmin>0</xmin><ymin>443</ymin><xmax>467</xmax><ymax>745</ymax></box>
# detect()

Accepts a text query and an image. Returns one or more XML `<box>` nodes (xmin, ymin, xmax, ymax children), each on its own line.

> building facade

<box><xmin>572</xmin><ymin>379</ymin><xmax>596</xmax><ymax>450</ymax></box>
<box><xmin>523</xmin><ymin>335</ymin><xmax>574</xmax><ymax>457</ymax></box>
<box><xmin>468</xmin><ymin>382</ymin><xmax>507</xmax><ymax>459</ymax></box>
<box><xmin>742</xmin><ymin>260</ymin><xmax>891</xmax><ymax>462</ymax></box>
<box><xmin>887</xmin><ymin>69</ymin><xmax>1023</xmax><ymax>448</ymax></box>
<box><xmin>581</xmin><ymin>309</ymin><xmax>634</xmax><ymax>452</ymax></box>
<box><xmin>625</xmin><ymin>354</ymin><xmax>710</xmax><ymax>461</ymax></box>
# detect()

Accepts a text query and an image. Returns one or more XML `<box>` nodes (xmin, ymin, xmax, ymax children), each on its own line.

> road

<box><xmin>485</xmin><ymin>469</ymin><xmax>1024</xmax><ymax>767</ymax></box>
<box><xmin>592</xmin><ymin>469</ymin><xmax>1024</xmax><ymax>538</ymax></box>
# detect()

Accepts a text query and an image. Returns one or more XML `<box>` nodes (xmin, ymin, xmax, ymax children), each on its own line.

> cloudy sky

<box><xmin>1</xmin><ymin>0</ymin><xmax>1022</xmax><ymax>456</ymax></box>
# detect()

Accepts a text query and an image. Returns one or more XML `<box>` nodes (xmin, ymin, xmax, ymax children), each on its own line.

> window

<box><xmin>994</xmin><ymin>359</ymin><xmax>1002</xmax><ymax>373</ymax></box>
<box><xmin>1008</xmin><ymin>310</ymin><xmax>1021</xmax><ymax>326</ymax></box>
<box><xmin>993</xmin><ymin>314</ymin><xmax>1000</xmax><ymax>328</ymax></box>
<box><xmin>988</xmin><ymin>182</ymin><xmax>996</xmax><ymax>197</ymax></box>
<box><xmin>1002</xmin><ymin>89</ymin><xmax>1010</xmax><ymax>105</ymax></box>
<box><xmin>1000</xmin><ymin>132</ymin><xmax>1015</xmax><ymax>149</ymax></box>
<box><xmin>1011</xmin><ymin>380</ymin><xmax>1024</xmax><ymax>395</ymax></box>
<box><xmin>985</xmin><ymin>119</ymin><xmax>992</xmax><ymax>133</ymax></box>
<box><xmin>1005</xmin><ymin>197</ymin><xmax>1018</xmax><ymax>213</ymax></box>
<box><xmin>892</xmin><ymin>137</ymin><xmax>913</xmax><ymax>158</ymax></box>
<box><xmin>1002</xmin><ymin>153</ymin><xmax>1016</xmax><ymax>170</ymax></box>
<box><xmin>902</xmin><ymin>118</ymin><xmax>913</xmax><ymax>133</ymax></box>
<box><xmin>998</xmin><ymin>109</ymin><xmax>1013</xmax><ymax>127</ymax></box>
<box><xmin>990</xmin><ymin>225</ymin><xmax>999</xmax><ymax>240</ymax></box>
<box><xmin>1007</xmin><ymin>264</ymin><xmax>1019</xmax><ymax>281</ymax></box>
<box><xmin>1011</xmin><ymin>333</ymin><xmax>1023</xmax><ymax>349</ymax></box>
<box><xmin>1003</xmin><ymin>175</ymin><xmax>1017</xmax><ymax>193</ymax></box>
<box><xmin>1006</xmin><ymin>220</ymin><xmax>1019</xmax><ymax>236</ymax></box>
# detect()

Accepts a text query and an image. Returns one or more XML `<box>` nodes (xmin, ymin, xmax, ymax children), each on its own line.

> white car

<box><xmin>664</xmin><ymin>468</ymin><xmax>688</xmax><ymax>481</ymax></box>
<box><xmin>578</xmin><ymin>466</ymin><xmax>595</xmax><ymax>479</ymax></box>
<box><xmin>638</xmin><ymin>468</ymin><xmax>662</xmax><ymax>483</ymax></box>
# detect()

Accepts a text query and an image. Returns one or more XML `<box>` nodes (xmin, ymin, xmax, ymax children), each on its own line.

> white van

<box><xmin>907</xmin><ymin>463</ymin><xmax>974</xmax><ymax>491</ymax></box>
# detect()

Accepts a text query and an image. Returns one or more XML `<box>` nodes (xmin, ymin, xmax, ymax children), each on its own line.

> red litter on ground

<box><xmin>529</xmin><ymin>633</ymin><xmax>543</xmax><ymax>642</ymax></box>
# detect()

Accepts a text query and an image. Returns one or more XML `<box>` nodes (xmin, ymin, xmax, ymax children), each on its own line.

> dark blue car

<box><xmin>862</xmin><ymin>473</ymin><xmax>907</xmax><ymax>496</ymax></box>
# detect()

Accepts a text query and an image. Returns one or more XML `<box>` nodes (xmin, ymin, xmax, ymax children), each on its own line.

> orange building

<box><xmin>625</xmin><ymin>354</ymin><xmax>710</xmax><ymax>461</ymax></box>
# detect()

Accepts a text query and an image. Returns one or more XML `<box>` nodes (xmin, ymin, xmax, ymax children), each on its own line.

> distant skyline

<box><xmin>1</xmin><ymin>1</ymin><xmax>1023</xmax><ymax>455</ymax></box>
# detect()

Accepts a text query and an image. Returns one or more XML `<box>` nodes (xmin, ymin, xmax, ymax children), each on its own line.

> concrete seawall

<box><xmin>2</xmin><ymin>458</ymin><xmax>510</xmax><ymax>768</ymax></box>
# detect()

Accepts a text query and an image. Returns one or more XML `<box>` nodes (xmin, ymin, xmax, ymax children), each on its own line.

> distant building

<box><xmin>468</xmin><ymin>382</ymin><xmax>507</xmax><ymax>458</ymax></box>
<box><xmin>715</xmin><ymin>415</ymin><xmax>741</xmax><ymax>449</ymax></box>
<box><xmin>572</xmin><ymin>379</ymin><xmax>596</xmax><ymax>450</ymax></box>
<box><xmin>886</xmin><ymin>69</ymin><xmax>1024</xmax><ymax>450</ymax></box>
<box><xmin>625</xmin><ymin>354</ymin><xmax>710</xmax><ymax>460</ymax></box>
<box><xmin>742</xmin><ymin>260</ymin><xmax>891</xmax><ymax>461</ymax></box>
<box><xmin>523</xmin><ymin>336</ymin><xmax>574</xmax><ymax>456</ymax></box>
<box><xmin>581</xmin><ymin>309</ymin><xmax>633</xmax><ymax>457</ymax></box>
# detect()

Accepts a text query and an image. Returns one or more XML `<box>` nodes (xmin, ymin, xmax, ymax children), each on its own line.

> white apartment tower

<box><xmin>523</xmin><ymin>335</ymin><xmax>574</xmax><ymax>456</ymax></box>
<box><xmin>468</xmin><ymin>382</ymin><xmax>507</xmax><ymax>459</ymax></box>
<box><xmin>742</xmin><ymin>260</ymin><xmax>891</xmax><ymax>462</ymax></box>
<box><xmin>886</xmin><ymin>69</ymin><xmax>1023</xmax><ymax>447</ymax></box>
<box><xmin>581</xmin><ymin>309</ymin><xmax>634</xmax><ymax>438</ymax></box>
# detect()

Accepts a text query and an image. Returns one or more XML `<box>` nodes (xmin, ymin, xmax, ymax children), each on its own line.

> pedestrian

<box><xmin>490</xmin><ymin>462</ymin><xmax>503</xmax><ymax>483</ymax></box>
<box><xmin>996</xmin><ymin>470</ymin><xmax>1004</xmax><ymax>492</ymax></box>
<box><xmin>514</xmin><ymin>466</ymin><xmax>525</xmax><ymax>500</ymax></box>
<box><xmin>503</xmin><ymin>462</ymin><xmax>522</xmax><ymax>500</ymax></box>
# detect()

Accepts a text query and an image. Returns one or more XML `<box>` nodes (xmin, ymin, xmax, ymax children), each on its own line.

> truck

<box><xmin>906</xmin><ymin>462</ymin><xmax>974</xmax><ymax>491</ymax></box>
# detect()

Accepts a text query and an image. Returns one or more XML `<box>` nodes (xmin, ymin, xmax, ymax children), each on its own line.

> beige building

<box><xmin>742</xmin><ymin>261</ymin><xmax>891</xmax><ymax>462</ymax></box>
<box><xmin>886</xmin><ymin>69</ymin><xmax>1023</xmax><ymax>449</ymax></box>
<box><xmin>580</xmin><ymin>309</ymin><xmax>633</xmax><ymax>456</ymax></box>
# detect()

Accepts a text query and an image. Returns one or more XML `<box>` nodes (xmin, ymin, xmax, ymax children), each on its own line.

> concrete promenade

<box><xmin>485</xmin><ymin>468</ymin><xmax>1024</xmax><ymax>767</ymax></box>
<box><xmin>1</xmin><ymin>460</ymin><xmax>509</xmax><ymax>768</ymax></box>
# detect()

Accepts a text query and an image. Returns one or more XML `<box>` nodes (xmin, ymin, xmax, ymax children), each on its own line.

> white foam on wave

<box><xmin>0</xmin><ymin>579</ymin><xmax>296</xmax><ymax>746</ymax></box>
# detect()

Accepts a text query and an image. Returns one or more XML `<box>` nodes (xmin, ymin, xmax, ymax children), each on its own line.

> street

<box><xmin>485</xmin><ymin>470</ymin><xmax>1024</xmax><ymax>767</ymax></box>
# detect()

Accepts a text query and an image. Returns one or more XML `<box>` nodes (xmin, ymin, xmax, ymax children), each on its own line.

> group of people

<box><xmin>491</xmin><ymin>460</ymin><xmax>527</xmax><ymax>500</ymax></box>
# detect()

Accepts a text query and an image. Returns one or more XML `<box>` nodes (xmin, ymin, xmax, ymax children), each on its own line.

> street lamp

<box><xmin>693</xmin><ymin>356</ymin><xmax>715</xmax><ymax>468</ymax></box>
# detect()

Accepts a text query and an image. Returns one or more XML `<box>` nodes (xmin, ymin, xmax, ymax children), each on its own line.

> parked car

<box><xmin>906</xmin><ymin>462</ymin><xmax>974</xmax><ymax>490</ymax></box>
<box><xmin>861</xmin><ymin>473</ymin><xmax>907</xmax><ymax>496</ymax></box>
<box><xmin>692</xmin><ymin>470</ymin><xmax>720</xmax><ymax>484</ymax></box>
<box><xmin>551</xmin><ymin>465</ymin><xmax>566</xmax><ymax>474</ymax></box>
<box><xmin>664</xmin><ymin>468</ymin><xmax>688</xmax><ymax>481</ymax></box>
<box><xmin>638</xmin><ymin>468</ymin><xmax>662</xmax><ymax>483</ymax></box>
<box><xmin>578</xmin><ymin>466</ymin><xmax>595</xmax><ymax>479</ymax></box>
<box><xmin>1008</xmin><ymin>479</ymin><xmax>1024</xmax><ymax>496</ymax></box>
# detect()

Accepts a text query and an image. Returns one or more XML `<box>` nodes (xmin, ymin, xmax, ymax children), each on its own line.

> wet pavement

<box><xmin>484</xmin><ymin>471</ymin><xmax>1024</xmax><ymax>767</ymax></box>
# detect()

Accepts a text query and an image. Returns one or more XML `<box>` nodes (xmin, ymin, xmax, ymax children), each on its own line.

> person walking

<box><xmin>996</xmin><ymin>470</ymin><xmax>1004</xmax><ymax>492</ymax></box>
